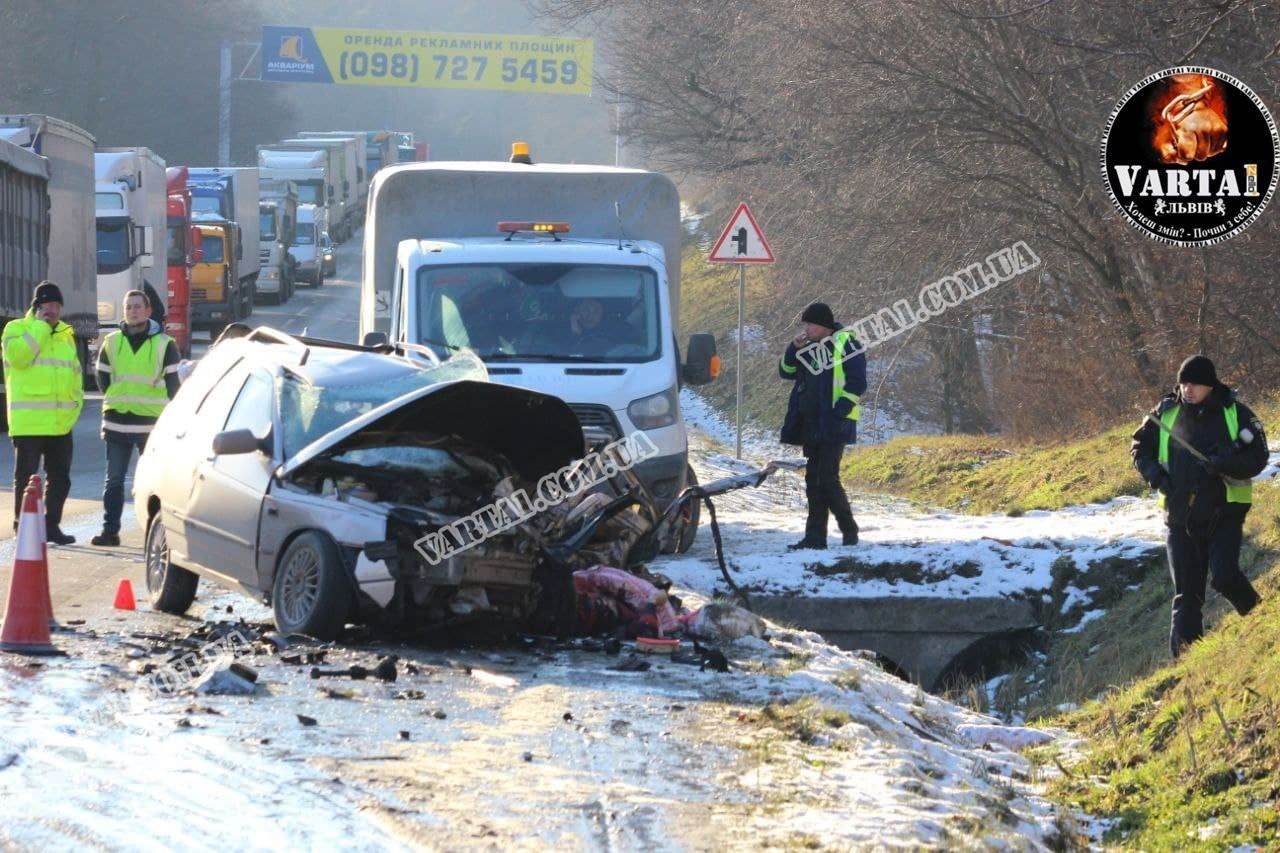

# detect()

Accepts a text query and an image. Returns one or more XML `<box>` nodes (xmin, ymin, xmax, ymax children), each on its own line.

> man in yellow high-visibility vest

<box><xmin>1131</xmin><ymin>355</ymin><xmax>1270</xmax><ymax>657</ymax></box>
<box><xmin>90</xmin><ymin>290</ymin><xmax>181</xmax><ymax>547</ymax></box>
<box><xmin>2</xmin><ymin>281</ymin><xmax>84</xmax><ymax>544</ymax></box>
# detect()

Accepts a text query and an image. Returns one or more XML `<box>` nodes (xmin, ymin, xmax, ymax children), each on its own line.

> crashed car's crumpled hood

<box><xmin>280</xmin><ymin>378</ymin><xmax>585</xmax><ymax>483</ymax></box>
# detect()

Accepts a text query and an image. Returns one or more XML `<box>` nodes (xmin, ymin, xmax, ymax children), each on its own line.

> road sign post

<box><xmin>708</xmin><ymin>202</ymin><xmax>775</xmax><ymax>458</ymax></box>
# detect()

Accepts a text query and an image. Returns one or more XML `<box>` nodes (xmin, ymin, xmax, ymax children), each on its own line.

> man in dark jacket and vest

<box><xmin>1131</xmin><ymin>355</ymin><xmax>1269</xmax><ymax>657</ymax></box>
<box><xmin>779</xmin><ymin>302</ymin><xmax>867</xmax><ymax>550</ymax></box>
<box><xmin>3</xmin><ymin>281</ymin><xmax>84</xmax><ymax>544</ymax></box>
<box><xmin>91</xmin><ymin>290</ymin><xmax>181</xmax><ymax>547</ymax></box>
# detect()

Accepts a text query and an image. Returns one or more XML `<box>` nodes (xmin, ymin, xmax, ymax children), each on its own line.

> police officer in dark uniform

<box><xmin>1131</xmin><ymin>355</ymin><xmax>1269</xmax><ymax>657</ymax></box>
<box><xmin>779</xmin><ymin>302</ymin><xmax>866</xmax><ymax>550</ymax></box>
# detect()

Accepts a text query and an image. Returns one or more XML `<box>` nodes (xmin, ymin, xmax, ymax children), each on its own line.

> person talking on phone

<box><xmin>778</xmin><ymin>302</ymin><xmax>865</xmax><ymax>550</ymax></box>
<box><xmin>2</xmin><ymin>281</ymin><xmax>84</xmax><ymax>544</ymax></box>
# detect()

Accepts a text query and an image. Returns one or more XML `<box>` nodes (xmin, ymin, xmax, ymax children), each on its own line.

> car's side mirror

<box><xmin>682</xmin><ymin>333</ymin><xmax>719</xmax><ymax>385</ymax></box>
<box><xmin>212</xmin><ymin>428</ymin><xmax>264</xmax><ymax>455</ymax></box>
<box><xmin>362</xmin><ymin>331</ymin><xmax>389</xmax><ymax>348</ymax></box>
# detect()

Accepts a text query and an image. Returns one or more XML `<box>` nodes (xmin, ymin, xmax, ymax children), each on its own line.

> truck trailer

<box><xmin>93</xmin><ymin>147</ymin><xmax>167</xmax><ymax>324</ymax></box>
<box><xmin>0</xmin><ymin>114</ymin><xmax>98</xmax><ymax>396</ymax></box>
<box><xmin>0</xmin><ymin>137</ymin><xmax>51</xmax><ymax>431</ymax></box>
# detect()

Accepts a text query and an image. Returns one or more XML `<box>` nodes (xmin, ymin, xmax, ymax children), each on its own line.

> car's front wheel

<box><xmin>146</xmin><ymin>513</ymin><xmax>199</xmax><ymax>613</ymax></box>
<box><xmin>272</xmin><ymin>531</ymin><xmax>349</xmax><ymax>639</ymax></box>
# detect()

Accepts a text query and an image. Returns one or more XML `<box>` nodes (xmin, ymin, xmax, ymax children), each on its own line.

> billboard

<box><xmin>260</xmin><ymin>26</ymin><xmax>592</xmax><ymax>95</ymax></box>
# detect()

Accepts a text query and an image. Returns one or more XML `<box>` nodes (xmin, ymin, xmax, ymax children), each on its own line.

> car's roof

<box><xmin>212</xmin><ymin>333</ymin><xmax>428</xmax><ymax>387</ymax></box>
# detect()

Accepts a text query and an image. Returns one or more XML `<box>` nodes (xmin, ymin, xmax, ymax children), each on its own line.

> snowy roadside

<box><xmin>0</xmin><ymin>391</ymin><xmax>1173</xmax><ymax>850</ymax></box>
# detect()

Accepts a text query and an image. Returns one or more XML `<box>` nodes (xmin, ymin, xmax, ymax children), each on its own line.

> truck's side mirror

<box><xmin>328</xmin><ymin>186</ymin><xmax>334</xmax><ymax>200</ymax></box>
<box><xmin>188</xmin><ymin>226</ymin><xmax>203</xmax><ymax>265</ymax></box>
<box><xmin>235</xmin><ymin>224</ymin><xmax>243</xmax><ymax>260</ymax></box>
<box><xmin>343</xmin><ymin>180</ymin><xmax>350</xmax><ymax>193</ymax></box>
<box><xmin>682</xmin><ymin>333</ymin><xmax>719</xmax><ymax>385</ymax></box>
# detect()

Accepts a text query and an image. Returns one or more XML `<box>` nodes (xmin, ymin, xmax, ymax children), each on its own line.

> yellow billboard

<box><xmin>261</xmin><ymin>26</ymin><xmax>593</xmax><ymax>95</ymax></box>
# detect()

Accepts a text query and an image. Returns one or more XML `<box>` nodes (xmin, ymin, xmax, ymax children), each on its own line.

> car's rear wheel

<box><xmin>146</xmin><ymin>513</ymin><xmax>198</xmax><ymax>614</ymax></box>
<box><xmin>272</xmin><ymin>531</ymin><xmax>349</xmax><ymax>639</ymax></box>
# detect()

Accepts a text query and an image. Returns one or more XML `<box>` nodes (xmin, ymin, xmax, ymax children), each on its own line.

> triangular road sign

<box><xmin>708</xmin><ymin>202</ymin><xmax>775</xmax><ymax>263</ymax></box>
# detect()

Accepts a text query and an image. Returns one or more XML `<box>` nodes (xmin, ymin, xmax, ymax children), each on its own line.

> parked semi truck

<box><xmin>289</xmin><ymin>203</ymin><xmax>328</xmax><ymax>287</ymax></box>
<box><xmin>187</xmin><ymin>167</ymin><xmax>259</xmax><ymax>318</ymax></box>
<box><xmin>0</xmin><ymin>137</ymin><xmax>51</xmax><ymax>431</ymax></box>
<box><xmin>257</xmin><ymin>145</ymin><xmax>343</xmax><ymax>244</ymax></box>
<box><xmin>363</xmin><ymin>130</ymin><xmax>399</xmax><ymax>177</ymax></box>
<box><xmin>358</xmin><ymin>157</ymin><xmax>719</xmax><ymax>550</ymax></box>
<box><xmin>164</xmin><ymin>167</ymin><xmax>202</xmax><ymax>357</ymax></box>
<box><xmin>257</xmin><ymin>178</ymin><xmax>298</xmax><ymax>305</ymax></box>
<box><xmin>273</xmin><ymin>138</ymin><xmax>358</xmax><ymax>241</ymax></box>
<box><xmin>296</xmin><ymin>131</ymin><xmax>368</xmax><ymax>218</ymax></box>
<box><xmin>93</xmin><ymin>147</ymin><xmax>166</xmax><ymax>325</ymax></box>
<box><xmin>0</xmin><ymin>114</ymin><xmax>98</xmax><ymax>398</ymax></box>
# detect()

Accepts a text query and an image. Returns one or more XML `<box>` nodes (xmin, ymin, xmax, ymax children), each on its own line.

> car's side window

<box><xmin>223</xmin><ymin>370</ymin><xmax>275</xmax><ymax>437</ymax></box>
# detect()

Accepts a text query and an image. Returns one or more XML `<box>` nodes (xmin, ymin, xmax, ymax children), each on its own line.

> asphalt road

<box><xmin>0</xmin><ymin>230</ymin><xmax>363</xmax><ymax>530</ymax></box>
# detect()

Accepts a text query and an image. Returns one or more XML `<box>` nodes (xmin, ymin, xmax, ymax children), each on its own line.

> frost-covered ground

<box><xmin>0</xmin><ymin>392</ymin><xmax>1200</xmax><ymax>850</ymax></box>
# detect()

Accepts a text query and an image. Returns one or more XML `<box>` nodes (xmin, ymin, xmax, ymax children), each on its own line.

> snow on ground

<box><xmin>1257</xmin><ymin>444</ymin><xmax>1280</xmax><ymax>481</ymax></box>
<box><xmin>1</xmin><ymin>391</ymin><xmax>1174</xmax><ymax>849</ymax></box>
<box><xmin>664</xmin><ymin>448</ymin><xmax>1164</xmax><ymax>606</ymax></box>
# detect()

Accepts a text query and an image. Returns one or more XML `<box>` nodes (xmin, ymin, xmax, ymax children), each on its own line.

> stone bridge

<box><xmin>749</xmin><ymin>595</ymin><xmax>1040</xmax><ymax>691</ymax></box>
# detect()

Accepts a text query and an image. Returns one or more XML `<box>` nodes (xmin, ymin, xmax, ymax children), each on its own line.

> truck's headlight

<box><xmin>627</xmin><ymin>386</ymin><xmax>677</xmax><ymax>430</ymax></box>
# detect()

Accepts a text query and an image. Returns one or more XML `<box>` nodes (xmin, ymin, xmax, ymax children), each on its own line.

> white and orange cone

<box><xmin>0</xmin><ymin>476</ymin><xmax>58</xmax><ymax>655</ymax></box>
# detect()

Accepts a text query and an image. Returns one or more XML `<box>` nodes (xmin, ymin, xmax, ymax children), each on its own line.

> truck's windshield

<box><xmin>166</xmin><ymin>217</ymin><xmax>186</xmax><ymax>266</ymax></box>
<box><xmin>95</xmin><ymin>217</ymin><xmax>130</xmax><ymax>272</ymax></box>
<box><xmin>260</xmin><ymin>210</ymin><xmax>276</xmax><ymax>242</ymax></box>
<box><xmin>296</xmin><ymin>182</ymin><xmax>323</xmax><ymax>205</ymax></box>
<box><xmin>191</xmin><ymin>196</ymin><xmax>224</xmax><ymax>217</ymax></box>
<box><xmin>415</xmin><ymin>264</ymin><xmax>661</xmax><ymax>363</ymax></box>
<box><xmin>200</xmin><ymin>236</ymin><xmax>225</xmax><ymax>263</ymax></box>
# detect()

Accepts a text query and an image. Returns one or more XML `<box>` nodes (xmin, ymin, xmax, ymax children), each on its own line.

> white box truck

<box><xmin>275</xmin><ymin>137</ymin><xmax>358</xmax><ymax>241</ymax></box>
<box><xmin>297</xmin><ymin>131</ymin><xmax>369</xmax><ymax>218</ymax></box>
<box><xmin>93</xmin><ymin>147</ymin><xmax>167</xmax><ymax>324</ymax></box>
<box><xmin>257</xmin><ymin>178</ymin><xmax>298</xmax><ymax>304</ymax></box>
<box><xmin>359</xmin><ymin>159</ymin><xmax>718</xmax><ymax>546</ymax></box>
<box><xmin>258</xmin><ymin>144</ymin><xmax>345</xmax><ymax>242</ymax></box>
<box><xmin>0</xmin><ymin>114</ymin><xmax>98</xmax><ymax>394</ymax></box>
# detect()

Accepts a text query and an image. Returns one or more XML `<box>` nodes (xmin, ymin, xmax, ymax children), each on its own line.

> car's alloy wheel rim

<box><xmin>147</xmin><ymin>522</ymin><xmax>168</xmax><ymax>592</ymax></box>
<box><xmin>279</xmin><ymin>544</ymin><xmax>321</xmax><ymax>626</ymax></box>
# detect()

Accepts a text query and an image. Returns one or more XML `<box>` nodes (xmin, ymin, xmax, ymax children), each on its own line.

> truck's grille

<box><xmin>259</xmin><ymin>250</ymin><xmax>270</xmax><ymax>262</ymax></box>
<box><xmin>192</xmin><ymin>289</ymin><xmax>207</xmax><ymax>300</ymax></box>
<box><xmin>568</xmin><ymin>404</ymin><xmax>621</xmax><ymax>440</ymax></box>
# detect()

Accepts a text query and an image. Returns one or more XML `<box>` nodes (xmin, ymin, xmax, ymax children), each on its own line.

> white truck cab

<box><xmin>361</xmin><ymin>160</ymin><xmax>718</xmax><ymax>515</ymax></box>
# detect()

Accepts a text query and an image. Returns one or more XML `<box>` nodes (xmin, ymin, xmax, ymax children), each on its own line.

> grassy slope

<box><xmin>680</xmin><ymin>229</ymin><xmax>1280</xmax><ymax>844</ymax></box>
<box><xmin>822</xmin><ymin>392</ymin><xmax>1280</xmax><ymax>848</ymax></box>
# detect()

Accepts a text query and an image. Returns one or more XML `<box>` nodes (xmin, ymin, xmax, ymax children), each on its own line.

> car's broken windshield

<box><xmin>279</xmin><ymin>352</ymin><xmax>486</xmax><ymax>458</ymax></box>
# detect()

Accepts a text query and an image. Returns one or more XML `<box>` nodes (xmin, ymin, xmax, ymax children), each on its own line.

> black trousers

<box><xmin>1167</xmin><ymin>505</ymin><xmax>1260</xmax><ymax>657</ymax></box>
<box><xmin>802</xmin><ymin>441</ymin><xmax>857</xmax><ymax>544</ymax></box>
<box><xmin>12</xmin><ymin>433</ymin><xmax>73</xmax><ymax>531</ymax></box>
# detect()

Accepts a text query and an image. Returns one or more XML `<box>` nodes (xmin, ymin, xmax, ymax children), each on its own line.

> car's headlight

<box><xmin>627</xmin><ymin>386</ymin><xmax>677</xmax><ymax>430</ymax></box>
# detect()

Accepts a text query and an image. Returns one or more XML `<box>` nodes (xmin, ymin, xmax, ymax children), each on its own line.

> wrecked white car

<box><xmin>133</xmin><ymin>327</ymin><xmax>588</xmax><ymax>639</ymax></box>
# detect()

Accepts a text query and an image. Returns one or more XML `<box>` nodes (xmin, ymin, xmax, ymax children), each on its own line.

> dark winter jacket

<box><xmin>1131</xmin><ymin>385</ymin><xmax>1269</xmax><ymax>527</ymax></box>
<box><xmin>779</xmin><ymin>323</ymin><xmax>867</xmax><ymax>446</ymax></box>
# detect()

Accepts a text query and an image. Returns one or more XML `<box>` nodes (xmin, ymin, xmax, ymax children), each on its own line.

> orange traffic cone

<box><xmin>32</xmin><ymin>475</ymin><xmax>55</xmax><ymax>625</ymax></box>
<box><xmin>113</xmin><ymin>578</ymin><xmax>137</xmax><ymax>611</ymax></box>
<box><xmin>0</xmin><ymin>477</ymin><xmax>58</xmax><ymax>655</ymax></box>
